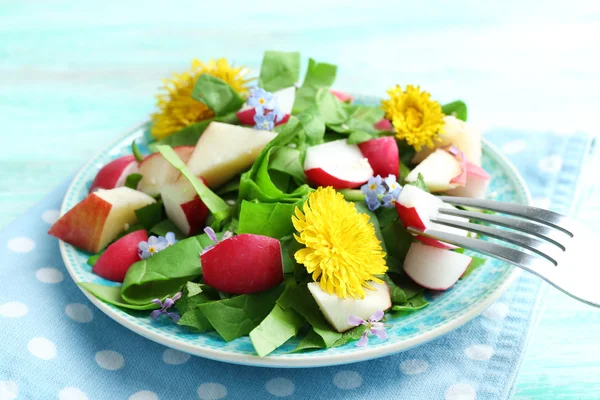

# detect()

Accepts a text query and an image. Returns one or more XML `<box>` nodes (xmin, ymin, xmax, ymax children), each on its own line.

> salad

<box><xmin>49</xmin><ymin>50</ymin><xmax>491</xmax><ymax>357</ymax></box>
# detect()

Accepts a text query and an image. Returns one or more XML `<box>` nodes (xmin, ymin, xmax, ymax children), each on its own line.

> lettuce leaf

<box><xmin>192</xmin><ymin>74</ymin><xmax>245</xmax><ymax>116</ymax></box>
<box><xmin>259</xmin><ymin>51</ymin><xmax>301</xmax><ymax>92</ymax></box>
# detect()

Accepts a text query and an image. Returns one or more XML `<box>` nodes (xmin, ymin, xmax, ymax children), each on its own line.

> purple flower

<box><xmin>150</xmin><ymin>292</ymin><xmax>182</xmax><ymax>323</ymax></box>
<box><xmin>348</xmin><ymin>310</ymin><xmax>388</xmax><ymax>347</ymax></box>
<box><xmin>201</xmin><ymin>227</ymin><xmax>234</xmax><ymax>255</ymax></box>
<box><xmin>138</xmin><ymin>235</ymin><xmax>167</xmax><ymax>260</ymax></box>
<box><xmin>254</xmin><ymin>112</ymin><xmax>276</xmax><ymax>131</ymax></box>
<box><xmin>383</xmin><ymin>174</ymin><xmax>402</xmax><ymax>198</ymax></box>
<box><xmin>248</xmin><ymin>87</ymin><xmax>275</xmax><ymax>114</ymax></box>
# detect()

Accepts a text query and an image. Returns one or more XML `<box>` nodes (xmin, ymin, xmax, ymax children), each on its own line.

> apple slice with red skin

<box><xmin>161</xmin><ymin>179</ymin><xmax>209</xmax><ymax>237</ymax></box>
<box><xmin>396</xmin><ymin>185</ymin><xmax>468</xmax><ymax>249</ymax></box>
<box><xmin>92</xmin><ymin>229</ymin><xmax>148</xmax><ymax>282</ymax></box>
<box><xmin>236</xmin><ymin>86</ymin><xmax>296</xmax><ymax>126</ymax></box>
<box><xmin>138</xmin><ymin>146</ymin><xmax>194</xmax><ymax>196</ymax></box>
<box><xmin>446</xmin><ymin>162</ymin><xmax>491</xmax><ymax>199</ymax></box>
<box><xmin>403</xmin><ymin>242</ymin><xmax>472</xmax><ymax>290</ymax></box>
<box><xmin>405</xmin><ymin>149</ymin><xmax>465</xmax><ymax>192</ymax></box>
<box><xmin>201</xmin><ymin>234</ymin><xmax>284</xmax><ymax>294</ymax></box>
<box><xmin>304</xmin><ymin>139</ymin><xmax>373</xmax><ymax>189</ymax></box>
<box><xmin>89</xmin><ymin>155</ymin><xmax>139</xmax><ymax>193</ymax></box>
<box><xmin>330</xmin><ymin>89</ymin><xmax>353</xmax><ymax>103</ymax></box>
<box><xmin>48</xmin><ymin>187</ymin><xmax>156</xmax><ymax>253</ymax></box>
<box><xmin>358</xmin><ymin>137</ymin><xmax>399</xmax><ymax>178</ymax></box>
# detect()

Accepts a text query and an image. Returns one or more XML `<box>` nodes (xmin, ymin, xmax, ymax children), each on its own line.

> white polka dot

<box><xmin>197</xmin><ymin>383</ymin><xmax>227</xmax><ymax>400</ymax></box>
<box><xmin>445</xmin><ymin>383</ymin><xmax>476</xmax><ymax>400</ymax></box>
<box><xmin>265</xmin><ymin>378</ymin><xmax>295</xmax><ymax>397</ymax></box>
<box><xmin>95</xmin><ymin>350</ymin><xmax>124</xmax><ymax>370</ymax></box>
<box><xmin>28</xmin><ymin>337</ymin><xmax>56</xmax><ymax>360</ymax></box>
<box><xmin>333</xmin><ymin>371</ymin><xmax>362</xmax><ymax>390</ymax></box>
<box><xmin>502</xmin><ymin>139</ymin><xmax>527</xmax><ymax>154</ymax></box>
<box><xmin>538</xmin><ymin>155</ymin><xmax>563</xmax><ymax>173</ymax></box>
<box><xmin>400</xmin><ymin>359</ymin><xmax>429</xmax><ymax>375</ymax></box>
<box><xmin>36</xmin><ymin>267</ymin><xmax>64</xmax><ymax>284</ymax></box>
<box><xmin>7</xmin><ymin>237</ymin><xmax>35</xmax><ymax>253</ymax></box>
<box><xmin>65</xmin><ymin>303</ymin><xmax>93</xmax><ymax>323</ymax></box>
<box><xmin>483</xmin><ymin>302</ymin><xmax>509</xmax><ymax>321</ymax></box>
<box><xmin>162</xmin><ymin>349</ymin><xmax>190</xmax><ymax>365</ymax></box>
<box><xmin>129</xmin><ymin>391</ymin><xmax>158</xmax><ymax>400</ymax></box>
<box><xmin>42</xmin><ymin>209</ymin><xmax>61</xmax><ymax>224</ymax></box>
<box><xmin>532</xmin><ymin>197</ymin><xmax>552</xmax><ymax>210</ymax></box>
<box><xmin>465</xmin><ymin>344</ymin><xmax>494</xmax><ymax>361</ymax></box>
<box><xmin>0</xmin><ymin>302</ymin><xmax>28</xmax><ymax>318</ymax></box>
<box><xmin>59</xmin><ymin>387</ymin><xmax>88</xmax><ymax>400</ymax></box>
<box><xmin>0</xmin><ymin>381</ymin><xmax>18</xmax><ymax>400</ymax></box>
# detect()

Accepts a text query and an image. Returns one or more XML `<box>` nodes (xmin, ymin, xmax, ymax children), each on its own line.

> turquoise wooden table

<box><xmin>2</xmin><ymin>1</ymin><xmax>599</xmax><ymax>398</ymax></box>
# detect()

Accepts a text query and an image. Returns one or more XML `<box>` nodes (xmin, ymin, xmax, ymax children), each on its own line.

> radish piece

<box><xmin>374</xmin><ymin>118</ymin><xmax>393</xmax><ymax>132</ymax></box>
<box><xmin>396</xmin><ymin>185</ymin><xmax>468</xmax><ymax>249</ymax></box>
<box><xmin>89</xmin><ymin>155</ymin><xmax>139</xmax><ymax>193</ymax></box>
<box><xmin>403</xmin><ymin>242</ymin><xmax>472</xmax><ymax>290</ymax></box>
<box><xmin>330</xmin><ymin>89</ymin><xmax>353</xmax><ymax>103</ymax></box>
<box><xmin>161</xmin><ymin>180</ymin><xmax>209</xmax><ymax>236</ymax></box>
<box><xmin>201</xmin><ymin>234</ymin><xmax>284</xmax><ymax>294</ymax></box>
<box><xmin>236</xmin><ymin>86</ymin><xmax>296</xmax><ymax>126</ymax></box>
<box><xmin>138</xmin><ymin>146</ymin><xmax>194</xmax><ymax>196</ymax></box>
<box><xmin>405</xmin><ymin>149</ymin><xmax>465</xmax><ymax>192</ymax></box>
<box><xmin>308</xmin><ymin>282</ymin><xmax>391</xmax><ymax>332</ymax></box>
<box><xmin>358</xmin><ymin>137</ymin><xmax>399</xmax><ymax>178</ymax></box>
<box><xmin>446</xmin><ymin>162</ymin><xmax>491</xmax><ymax>199</ymax></box>
<box><xmin>92</xmin><ymin>230</ymin><xmax>148</xmax><ymax>282</ymax></box>
<box><xmin>48</xmin><ymin>187</ymin><xmax>156</xmax><ymax>253</ymax></box>
<box><xmin>304</xmin><ymin>139</ymin><xmax>373</xmax><ymax>189</ymax></box>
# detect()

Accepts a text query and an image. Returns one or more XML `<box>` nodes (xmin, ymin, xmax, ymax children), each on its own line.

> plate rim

<box><xmin>58</xmin><ymin>121</ymin><xmax>531</xmax><ymax>368</ymax></box>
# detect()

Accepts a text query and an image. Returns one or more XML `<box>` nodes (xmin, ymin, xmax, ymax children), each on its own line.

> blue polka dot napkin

<box><xmin>0</xmin><ymin>132</ymin><xmax>596</xmax><ymax>400</ymax></box>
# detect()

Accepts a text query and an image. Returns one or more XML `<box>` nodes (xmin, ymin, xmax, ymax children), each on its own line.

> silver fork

<box><xmin>405</xmin><ymin>196</ymin><xmax>600</xmax><ymax>308</ymax></box>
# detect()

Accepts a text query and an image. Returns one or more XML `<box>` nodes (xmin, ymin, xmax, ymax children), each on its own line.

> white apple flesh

<box><xmin>308</xmin><ymin>282</ymin><xmax>391</xmax><ymax>333</ymax></box>
<box><xmin>446</xmin><ymin>162</ymin><xmax>491</xmax><ymax>199</ymax></box>
<box><xmin>405</xmin><ymin>149</ymin><xmax>465</xmax><ymax>193</ymax></box>
<box><xmin>161</xmin><ymin>180</ymin><xmax>209</xmax><ymax>236</ymax></box>
<box><xmin>304</xmin><ymin>139</ymin><xmax>373</xmax><ymax>189</ymax></box>
<box><xmin>403</xmin><ymin>242</ymin><xmax>472</xmax><ymax>290</ymax></box>
<box><xmin>138</xmin><ymin>146</ymin><xmax>194</xmax><ymax>196</ymax></box>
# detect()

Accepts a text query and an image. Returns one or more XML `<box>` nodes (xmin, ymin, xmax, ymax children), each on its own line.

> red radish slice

<box><xmin>201</xmin><ymin>234</ymin><xmax>284</xmax><ymax>294</ymax></box>
<box><xmin>374</xmin><ymin>118</ymin><xmax>393</xmax><ymax>132</ymax></box>
<box><xmin>236</xmin><ymin>86</ymin><xmax>296</xmax><ymax>126</ymax></box>
<box><xmin>89</xmin><ymin>155</ymin><xmax>139</xmax><ymax>193</ymax></box>
<box><xmin>447</xmin><ymin>162</ymin><xmax>491</xmax><ymax>199</ymax></box>
<box><xmin>161</xmin><ymin>180</ymin><xmax>209</xmax><ymax>237</ymax></box>
<box><xmin>405</xmin><ymin>149</ymin><xmax>465</xmax><ymax>192</ymax></box>
<box><xmin>330</xmin><ymin>89</ymin><xmax>353</xmax><ymax>103</ymax></box>
<box><xmin>358</xmin><ymin>137</ymin><xmax>399</xmax><ymax>178</ymax></box>
<box><xmin>395</xmin><ymin>185</ymin><xmax>468</xmax><ymax>249</ymax></box>
<box><xmin>138</xmin><ymin>146</ymin><xmax>194</xmax><ymax>196</ymax></box>
<box><xmin>48</xmin><ymin>187</ymin><xmax>156</xmax><ymax>253</ymax></box>
<box><xmin>403</xmin><ymin>242</ymin><xmax>472</xmax><ymax>290</ymax></box>
<box><xmin>304</xmin><ymin>139</ymin><xmax>373</xmax><ymax>189</ymax></box>
<box><xmin>92</xmin><ymin>230</ymin><xmax>148</xmax><ymax>282</ymax></box>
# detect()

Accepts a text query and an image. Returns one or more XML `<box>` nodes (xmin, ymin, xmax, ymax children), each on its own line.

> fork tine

<box><xmin>406</xmin><ymin>227</ymin><xmax>552</xmax><ymax>277</ymax></box>
<box><xmin>438</xmin><ymin>196</ymin><xmax>574</xmax><ymax>236</ymax></box>
<box><xmin>437</xmin><ymin>208</ymin><xmax>568</xmax><ymax>250</ymax></box>
<box><xmin>430</xmin><ymin>216</ymin><xmax>561</xmax><ymax>265</ymax></box>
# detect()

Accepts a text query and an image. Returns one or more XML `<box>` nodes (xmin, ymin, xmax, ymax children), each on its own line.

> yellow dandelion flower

<box><xmin>151</xmin><ymin>58</ymin><xmax>252</xmax><ymax>139</ymax></box>
<box><xmin>292</xmin><ymin>187</ymin><xmax>388</xmax><ymax>299</ymax></box>
<box><xmin>381</xmin><ymin>84</ymin><xmax>445</xmax><ymax>151</ymax></box>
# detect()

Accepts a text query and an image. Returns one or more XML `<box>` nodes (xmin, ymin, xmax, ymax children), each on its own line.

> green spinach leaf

<box><xmin>124</xmin><ymin>173</ymin><xmax>143</xmax><ymax>190</ymax></box>
<box><xmin>407</xmin><ymin>173</ymin><xmax>429</xmax><ymax>193</ymax></box>
<box><xmin>347</xmin><ymin>130</ymin><xmax>374</xmax><ymax>144</ymax></box>
<box><xmin>78</xmin><ymin>283</ymin><xmax>158</xmax><ymax>310</ymax></box>
<box><xmin>315</xmin><ymin>88</ymin><xmax>348</xmax><ymax>125</ymax></box>
<box><xmin>237</xmin><ymin>200</ymin><xmax>298</xmax><ymax>239</ymax></box>
<box><xmin>250</xmin><ymin>304</ymin><xmax>305</xmax><ymax>357</ymax></box>
<box><xmin>442</xmin><ymin>100</ymin><xmax>468</xmax><ymax>122</ymax></box>
<box><xmin>293</xmin><ymin>59</ymin><xmax>337</xmax><ymax>113</ymax></box>
<box><xmin>134</xmin><ymin>201</ymin><xmax>164</xmax><ymax>230</ymax></box>
<box><xmin>268</xmin><ymin>146</ymin><xmax>306</xmax><ymax>183</ymax></box>
<box><xmin>391</xmin><ymin>292</ymin><xmax>429</xmax><ymax>312</ymax></box>
<box><xmin>192</xmin><ymin>74</ymin><xmax>245</xmax><ymax>116</ymax></box>
<box><xmin>258</xmin><ymin>51</ymin><xmax>301</xmax><ymax>92</ymax></box>
<box><xmin>131</xmin><ymin>140</ymin><xmax>144</xmax><ymax>162</ymax></box>
<box><xmin>150</xmin><ymin>219</ymin><xmax>186</xmax><ymax>240</ymax></box>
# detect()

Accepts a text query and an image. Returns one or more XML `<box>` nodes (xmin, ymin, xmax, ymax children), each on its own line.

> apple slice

<box><xmin>138</xmin><ymin>146</ymin><xmax>194</xmax><ymax>196</ymax></box>
<box><xmin>405</xmin><ymin>149</ymin><xmax>465</xmax><ymax>192</ymax></box>
<box><xmin>446</xmin><ymin>162</ymin><xmax>491</xmax><ymax>199</ymax></box>
<box><xmin>89</xmin><ymin>155</ymin><xmax>139</xmax><ymax>193</ymax></box>
<box><xmin>358</xmin><ymin>137</ymin><xmax>399</xmax><ymax>178</ymax></box>
<box><xmin>92</xmin><ymin>229</ymin><xmax>148</xmax><ymax>282</ymax></box>
<box><xmin>403</xmin><ymin>242</ymin><xmax>472</xmax><ymax>290</ymax></box>
<box><xmin>304</xmin><ymin>139</ymin><xmax>373</xmax><ymax>189</ymax></box>
<box><xmin>330</xmin><ymin>89</ymin><xmax>353</xmax><ymax>103</ymax></box>
<box><xmin>308</xmin><ymin>282</ymin><xmax>391</xmax><ymax>333</ymax></box>
<box><xmin>49</xmin><ymin>187</ymin><xmax>156</xmax><ymax>253</ymax></box>
<box><xmin>396</xmin><ymin>185</ymin><xmax>468</xmax><ymax>249</ymax></box>
<box><xmin>201</xmin><ymin>234</ymin><xmax>284</xmax><ymax>294</ymax></box>
<box><xmin>185</xmin><ymin>122</ymin><xmax>276</xmax><ymax>188</ymax></box>
<box><xmin>161</xmin><ymin>180</ymin><xmax>209</xmax><ymax>237</ymax></box>
<box><xmin>412</xmin><ymin>115</ymin><xmax>482</xmax><ymax>166</ymax></box>
<box><xmin>236</xmin><ymin>86</ymin><xmax>296</xmax><ymax>126</ymax></box>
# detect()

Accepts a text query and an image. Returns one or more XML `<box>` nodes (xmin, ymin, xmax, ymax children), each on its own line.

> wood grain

<box><xmin>2</xmin><ymin>1</ymin><xmax>599</xmax><ymax>398</ymax></box>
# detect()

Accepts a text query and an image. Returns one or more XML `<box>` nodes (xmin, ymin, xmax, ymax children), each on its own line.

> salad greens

<box><xmin>259</xmin><ymin>51</ymin><xmax>301</xmax><ymax>92</ymax></box>
<box><xmin>192</xmin><ymin>74</ymin><xmax>245</xmax><ymax>116</ymax></box>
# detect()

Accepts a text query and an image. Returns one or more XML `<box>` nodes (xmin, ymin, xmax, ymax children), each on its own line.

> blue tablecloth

<box><xmin>0</xmin><ymin>131</ymin><xmax>596</xmax><ymax>400</ymax></box>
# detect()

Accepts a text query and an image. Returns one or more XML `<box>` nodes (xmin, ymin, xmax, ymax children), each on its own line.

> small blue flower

<box><xmin>381</xmin><ymin>193</ymin><xmax>397</xmax><ymax>208</ymax></box>
<box><xmin>383</xmin><ymin>174</ymin><xmax>402</xmax><ymax>198</ymax></box>
<box><xmin>138</xmin><ymin>235</ymin><xmax>167</xmax><ymax>259</ymax></box>
<box><xmin>248</xmin><ymin>87</ymin><xmax>275</xmax><ymax>114</ymax></box>
<box><xmin>254</xmin><ymin>111</ymin><xmax>275</xmax><ymax>131</ymax></box>
<box><xmin>361</xmin><ymin>176</ymin><xmax>385</xmax><ymax>196</ymax></box>
<box><xmin>165</xmin><ymin>232</ymin><xmax>178</xmax><ymax>247</ymax></box>
<box><xmin>150</xmin><ymin>292</ymin><xmax>182</xmax><ymax>323</ymax></box>
<box><xmin>365</xmin><ymin>193</ymin><xmax>381</xmax><ymax>211</ymax></box>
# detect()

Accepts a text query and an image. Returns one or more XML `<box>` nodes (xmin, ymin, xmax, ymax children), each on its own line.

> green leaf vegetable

<box><xmin>441</xmin><ymin>100</ymin><xmax>468</xmax><ymax>122</ymax></box>
<box><xmin>293</xmin><ymin>58</ymin><xmax>338</xmax><ymax>113</ymax></box>
<box><xmin>192</xmin><ymin>74</ymin><xmax>245</xmax><ymax>117</ymax></box>
<box><xmin>250</xmin><ymin>304</ymin><xmax>304</xmax><ymax>357</ymax></box>
<box><xmin>150</xmin><ymin>219</ymin><xmax>186</xmax><ymax>240</ymax></box>
<box><xmin>134</xmin><ymin>201</ymin><xmax>164</xmax><ymax>230</ymax></box>
<box><xmin>407</xmin><ymin>172</ymin><xmax>429</xmax><ymax>193</ymax></box>
<box><xmin>346</xmin><ymin>130</ymin><xmax>373</xmax><ymax>144</ymax></box>
<box><xmin>258</xmin><ymin>51</ymin><xmax>301</xmax><ymax>92</ymax></box>
<box><xmin>124</xmin><ymin>173</ymin><xmax>143</xmax><ymax>190</ymax></box>
<box><xmin>237</xmin><ymin>200</ymin><xmax>298</xmax><ymax>239</ymax></box>
<box><xmin>78</xmin><ymin>283</ymin><xmax>159</xmax><ymax>310</ymax></box>
<box><xmin>131</xmin><ymin>140</ymin><xmax>144</xmax><ymax>162</ymax></box>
